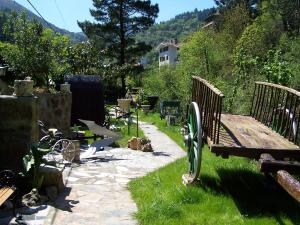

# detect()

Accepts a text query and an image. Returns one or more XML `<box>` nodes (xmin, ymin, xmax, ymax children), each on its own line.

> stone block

<box><xmin>39</xmin><ymin>165</ymin><xmax>64</xmax><ymax>193</ymax></box>
<box><xmin>13</xmin><ymin>80</ymin><xmax>34</xmax><ymax>97</ymax></box>
<box><xmin>128</xmin><ymin>137</ymin><xmax>142</xmax><ymax>150</ymax></box>
<box><xmin>60</xmin><ymin>83</ymin><xmax>70</xmax><ymax>93</ymax></box>
<box><xmin>45</xmin><ymin>186</ymin><xmax>58</xmax><ymax>201</ymax></box>
<box><xmin>128</xmin><ymin>137</ymin><xmax>152</xmax><ymax>152</ymax></box>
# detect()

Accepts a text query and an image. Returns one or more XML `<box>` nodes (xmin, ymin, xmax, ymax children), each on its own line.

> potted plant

<box><xmin>22</xmin><ymin>144</ymin><xmax>53</xmax><ymax>190</ymax></box>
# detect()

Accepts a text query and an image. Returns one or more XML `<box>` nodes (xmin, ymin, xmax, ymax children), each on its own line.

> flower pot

<box><xmin>117</xmin><ymin>99</ymin><xmax>131</xmax><ymax>113</ymax></box>
<box><xmin>13</xmin><ymin>79</ymin><xmax>34</xmax><ymax>96</ymax></box>
<box><xmin>147</xmin><ymin>96</ymin><xmax>159</xmax><ymax>110</ymax></box>
<box><xmin>60</xmin><ymin>83</ymin><xmax>70</xmax><ymax>93</ymax></box>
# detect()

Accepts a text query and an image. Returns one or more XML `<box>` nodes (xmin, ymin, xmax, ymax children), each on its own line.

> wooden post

<box><xmin>258</xmin><ymin>154</ymin><xmax>300</xmax><ymax>203</ymax></box>
<box><xmin>276</xmin><ymin>170</ymin><xmax>300</xmax><ymax>203</ymax></box>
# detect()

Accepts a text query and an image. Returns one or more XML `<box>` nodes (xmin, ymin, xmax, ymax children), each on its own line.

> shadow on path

<box><xmin>49</xmin><ymin>187</ymin><xmax>79</xmax><ymax>213</ymax></box>
<box><xmin>152</xmin><ymin>151</ymin><xmax>171</xmax><ymax>157</ymax></box>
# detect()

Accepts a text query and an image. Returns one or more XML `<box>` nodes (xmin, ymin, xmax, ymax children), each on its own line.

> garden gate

<box><xmin>65</xmin><ymin>75</ymin><xmax>105</xmax><ymax>126</ymax></box>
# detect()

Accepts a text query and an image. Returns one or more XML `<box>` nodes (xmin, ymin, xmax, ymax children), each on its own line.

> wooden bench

<box><xmin>0</xmin><ymin>186</ymin><xmax>16</xmax><ymax>206</ymax></box>
<box><xmin>160</xmin><ymin>100</ymin><xmax>181</xmax><ymax>119</ymax></box>
<box><xmin>0</xmin><ymin>170</ymin><xmax>17</xmax><ymax>217</ymax></box>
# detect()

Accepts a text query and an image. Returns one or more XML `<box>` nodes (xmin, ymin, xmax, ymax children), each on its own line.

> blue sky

<box><xmin>15</xmin><ymin>0</ymin><xmax>215</xmax><ymax>32</ymax></box>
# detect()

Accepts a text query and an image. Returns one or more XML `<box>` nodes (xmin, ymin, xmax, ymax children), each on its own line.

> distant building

<box><xmin>202</xmin><ymin>11</ymin><xmax>220</xmax><ymax>30</ymax></box>
<box><xmin>157</xmin><ymin>39</ymin><xmax>180</xmax><ymax>67</ymax></box>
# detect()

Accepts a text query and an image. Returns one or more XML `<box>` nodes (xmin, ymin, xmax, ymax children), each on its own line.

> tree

<box><xmin>260</xmin><ymin>49</ymin><xmax>293</xmax><ymax>85</ymax></box>
<box><xmin>220</xmin><ymin>3</ymin><xmax>252</xmax><ymax>41</ymax></box>
<box><xmin>214</xmin><ymin>0</ymin><xmax>259</xmax><ymax>17</ymax></box>
<box><xmin>0</xmin><ymin>12</ymin><xmax>70</xmax><ymax>87</ymax></box>
<box><xmin>66</xmin><ymin>41</ymin><xmax>102</xmax><ymax>75</ymax></box>
<box><xmin>277</xmin><ymin>0</ymin><xmax>300</xmax><ymax>35</ymax></box>
<box><xmin>78</xmin><ymin>0</ymin><xmax>159</xmax><ymax>95</ymax></box>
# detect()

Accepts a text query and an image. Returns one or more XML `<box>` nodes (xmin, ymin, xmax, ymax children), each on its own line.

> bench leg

<box><xmin>12</xmin><ymin>197</ymin><xmax>16</xmax><ymax>217</ymax></box>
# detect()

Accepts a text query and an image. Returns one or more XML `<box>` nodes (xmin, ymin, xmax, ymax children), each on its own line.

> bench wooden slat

<box><xmin>0</xmin><ymin>187</ymin><xmax>10</xmax><ymax>199</ymax></box>
<box><xmin>0</xmin><ymin>187</ymin><xmax>15</xmax><ymax>206</ymax></box>
<box><xmin>78</xmin><ymin>119</ymin><xmax>119</xmax><ymax>138</ymax></box>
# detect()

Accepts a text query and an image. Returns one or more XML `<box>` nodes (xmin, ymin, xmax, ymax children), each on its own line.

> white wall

<box><xmin>158</xmin><ymin>45</ymin><xmax>179</xmax><ymax>67</ymax></box>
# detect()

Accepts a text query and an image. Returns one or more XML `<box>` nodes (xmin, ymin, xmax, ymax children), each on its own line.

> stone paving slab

<box><xmin>1</xmin><ymin>122</ymin><xmax>186</xmax><ymax>225</ymax></box>
<box><xmin>47</xmin><ymin>122</ymin><xmax>185</xmax><ymax>225</ymax></box>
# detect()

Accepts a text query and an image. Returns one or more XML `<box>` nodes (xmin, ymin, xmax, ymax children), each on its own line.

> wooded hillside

<box><xmin>141</xmin><ymin>0</ymin><xmax>300</xmax><ymax>115</ymax></box>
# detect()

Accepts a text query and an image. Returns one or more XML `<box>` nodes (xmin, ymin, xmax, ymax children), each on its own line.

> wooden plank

<box><xmin>276</xmin><ymin>170</ymin><xmax>300</xmax><ymax>203</ymax></box>
<box><xmin>192</xmin><ymin>76</ymin><xmax>224</xmax><ymax>97</ymax></box>
<box><xmin>0</xmin><ymin>187</ymin><xmax>9</xmax><ymax>199</ymax></box>
<box><xmin>256</xmin><ymin>81</ymin><xmax>300</xmax><ymax>97</ymax></box>
<box><xmin>258</xmin><ymin>154</ymin><xmax>300</xmax><ymax>173</ymax></box>
<box><xmin>211</xmin><ymin>145</ymin><xmax>300</xmax><ymax>160</ymax></box>
<box><xmin>0</xmin><ymin>187</ymin><xmax>15</xmax><ymax>206</ymax></box>
<box><xmin>220</xmin><ymin>114</ymin><xmax>299</xmax><ymax>149</ymax></box>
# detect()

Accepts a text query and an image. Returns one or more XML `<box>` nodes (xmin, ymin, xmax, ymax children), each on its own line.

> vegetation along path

<box><xmin>46</xmin><ymin>122</ymin><xmax>185</xmax><ymax>225</ymax></box>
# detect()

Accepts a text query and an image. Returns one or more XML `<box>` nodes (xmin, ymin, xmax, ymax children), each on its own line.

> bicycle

<box><xmin>38</xmin><ymin>121</ymin><xmax>76</xmax><ymax>164</ymax></box>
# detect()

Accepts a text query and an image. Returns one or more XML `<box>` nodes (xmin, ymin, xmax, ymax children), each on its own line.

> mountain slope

<box><xmin>0</xmin><ymin>0</ymin><xmax>85</xmax><ymax>43</ymax></box>
<box><xmin>136</xmin><ymin>8</ymin><xmax>215</xmax><ymax>47</ymax></box>
<box><xmin>135</xmin><ymin>7</ymin><xmax>215</xmax><ymax>64</ymax></box>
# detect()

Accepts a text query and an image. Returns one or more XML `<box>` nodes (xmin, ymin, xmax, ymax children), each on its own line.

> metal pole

<box><xmin>136</xmin><ymin>106</ymin><xmax>139</xmax><ymax>137</ymax></box>
<box><xmin>128</xmin><ymin>116</ymin><xmax>130</xmax><ymax>135</ymax></box>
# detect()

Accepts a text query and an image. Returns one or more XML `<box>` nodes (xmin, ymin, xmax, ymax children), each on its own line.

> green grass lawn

<box><xmin>129</xmin><ymin>112</ymin><xmax>300</xmax><ymax>225</ymax></box>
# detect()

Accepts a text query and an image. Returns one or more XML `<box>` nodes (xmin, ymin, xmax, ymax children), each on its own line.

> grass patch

<box><xmin>83</xmin><ymin>129</ymin><xmax>98</xmax><ymax>145</ymax></box>
<box><xmin>129</xmin><ymin>149</ymin><xmax>300</xmax><ymax>225</ymax></box>
<box><xmin>129</xmin><ymin>111</ymin><xmax>300</xmax><ymax>225</ymax></box>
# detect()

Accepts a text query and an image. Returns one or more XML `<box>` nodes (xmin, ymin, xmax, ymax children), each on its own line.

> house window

<box><xmin>166</xmin><ymin>55</ymin><xmax>169</xmax><ymax>60</ymax></box>
<box><xmin>160</xmin><ymin>56</ymin><xmax>165</xmax><ymax>62</ymax></box>
<box><xmin>160</xmin><ymin>46</ymin><xmax>168</xmax><ymax>53</ymax></box>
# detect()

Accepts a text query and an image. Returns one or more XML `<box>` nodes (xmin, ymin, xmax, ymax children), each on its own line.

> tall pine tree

<box><xmin>78</xmin><ymin>0</ymin><xmax>159</xmax><ymax>94</ymax></box>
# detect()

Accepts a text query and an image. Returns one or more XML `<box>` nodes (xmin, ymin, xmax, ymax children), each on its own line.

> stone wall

<box><xmin>36</xmin><ymin>92</ymin><xmax>72</xmax><ymax>135</ymax></box>
<box><xmin>0</xmin><ymin>95</ymin><xmax>39</xmax><ymax>171</ymax></box>
<box><xmin>0</xmin><ymin>91</ymin><xmax>72</xmax><ymax>171</ymax></box>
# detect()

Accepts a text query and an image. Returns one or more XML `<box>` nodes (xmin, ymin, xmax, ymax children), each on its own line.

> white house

<box><xmin>157</xmin><ymin>40</ymin><xmax>180</xmax><ymax>67</ymax></box>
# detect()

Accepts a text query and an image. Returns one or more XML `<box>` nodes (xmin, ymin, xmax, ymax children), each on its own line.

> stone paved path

<box><xmin>45</xmin><ymin>122</ymin><xmax>185</xmax><ymax>225</ymax></box>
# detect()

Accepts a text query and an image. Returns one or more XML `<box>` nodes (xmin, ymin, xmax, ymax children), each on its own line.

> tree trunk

<box><xmin>119</xmin><ymin>1</ymin><xmax>126</xmax><ymax>96</ymax></box>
